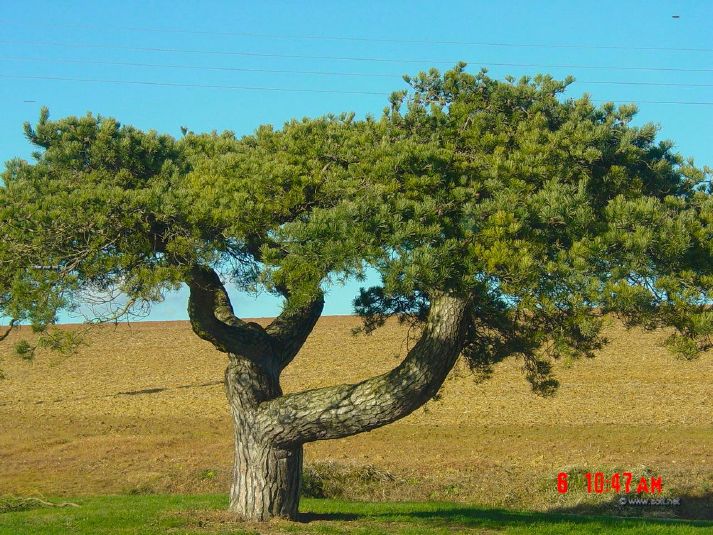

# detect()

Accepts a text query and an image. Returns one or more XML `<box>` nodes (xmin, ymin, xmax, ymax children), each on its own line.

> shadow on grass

<box><xmin>297</xmin><ymin>492</ymin><xmax>713</xmax><ymax>529</ymax></box>
<box><xmin>551</xmin><ymin>491</ymin><xmax>713</xmax><ymax>521</ymax></box>
<box><xmin>297</xmin><ymin>512</ymin><xmax>360</xmax><ymax>522</ymax></box>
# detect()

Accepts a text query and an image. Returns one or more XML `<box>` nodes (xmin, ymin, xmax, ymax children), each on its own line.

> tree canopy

<box><xmin>275</xmin><ymin>65</ymin><xmax>713</xmax><ymax>387</ymax></box>
<box><xmin>0</xmin><ymin>107</ymin><xmax>358</xmax><ymax>351</ymax></box>
<box><xmin>2</xmin><ymin>65</ymin><xmax>713</xmax><ymax>385</ymax></box>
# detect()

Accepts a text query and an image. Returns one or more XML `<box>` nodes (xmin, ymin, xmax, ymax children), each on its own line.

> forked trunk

<box><xmin>187</xmin><ymin>266</ymin><xmax>326</xmax><ymax>521</ymax></box>
<box><xmin>187</xmin><ymin>267</ymin><xmax>469</xmax><ymax>522</ymax></box>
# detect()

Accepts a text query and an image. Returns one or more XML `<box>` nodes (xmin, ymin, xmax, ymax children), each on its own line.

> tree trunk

<box><xmin>187</xmin><ymin>265</ymin><xmax>471</xmax><ymax>522</ymax></box>
<box><xmin>224</xmin><ymin>356</ymin><xmax>302</xmax><ymax>520</ymax></box>
<box><xmin>228</xmin><ymin>417</ymin><xmax>302</xmax><ymax>520</ymax></box>
<box><xmin>187</xmin><ymin>266</ymin><xmax>324</xmax><ymax>520</ymax></box>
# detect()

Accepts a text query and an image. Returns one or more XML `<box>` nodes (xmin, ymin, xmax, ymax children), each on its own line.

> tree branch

<box><xmin>187</xmin><ymin>264</ymin><xmax>325</xmax><ymax>370</ymax></box>
<box><xmin>266</xmin><ymin>291</ymin><xmax>325</xmax><ymax>369</ymax></box>
<box><xmin>256</xmin><ymin>293</ymin><xmax>470</xmax><ymax>447</ymax></box>
<box><xmin>187</xmin><ymin>266</ymin><xmax>272</xmax><ymax>359</ymax></box>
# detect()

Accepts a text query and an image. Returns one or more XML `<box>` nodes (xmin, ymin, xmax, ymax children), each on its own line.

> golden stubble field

<box><xmin>1</xmin><ymin>315</ymin><xmax>711</xmax><ymax>517</ymax></box>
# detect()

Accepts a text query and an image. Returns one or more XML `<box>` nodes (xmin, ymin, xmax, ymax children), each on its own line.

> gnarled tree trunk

<box><xmin>187</xmin><ymin>265</ymin><xmax>322</xmax><ymax>521</ymax></box>
<box><xmin>225</xmin><ymin>358</ymin><xmax>302</xmax><ymax>520</ymax></box>
<box><xmin>229</xmin><ymin>427</ymin><xmax>302</xmax><ymax>520</ymax></box>
<box><xmin>187</xmin><ymin>265</ymin><xmax>470</xmax><ymax>521</ymax></box>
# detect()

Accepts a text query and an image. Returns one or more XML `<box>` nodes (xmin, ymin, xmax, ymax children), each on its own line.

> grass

<box><xmin>0</xmin><ymin>495</ymin><xmax>711</xmax><ymax>534</ymax></box>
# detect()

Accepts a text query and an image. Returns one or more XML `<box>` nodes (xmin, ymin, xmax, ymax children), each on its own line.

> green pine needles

<box><xmin>2</xmin><ymin>64</ymin><xmax>712</xmax><ymax>393</ymax></box>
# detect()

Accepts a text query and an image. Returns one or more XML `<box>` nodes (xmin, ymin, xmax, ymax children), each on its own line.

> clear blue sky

<box><xmin>1</xmin><ymin>0</ymin><xmax>712</xmax><ymax>322</ymax></box>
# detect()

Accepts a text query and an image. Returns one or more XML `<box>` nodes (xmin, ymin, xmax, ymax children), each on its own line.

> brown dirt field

<box><xmin>1</xmin><ymin>316</ymin><xmax>712</xmax><ymax>517</ymax></box>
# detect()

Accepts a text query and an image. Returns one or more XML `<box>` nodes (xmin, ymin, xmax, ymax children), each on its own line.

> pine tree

<box><xmin>2</xmin><ymin>66</ymin><xmax>711</xmax><ymax>520</ymax></box>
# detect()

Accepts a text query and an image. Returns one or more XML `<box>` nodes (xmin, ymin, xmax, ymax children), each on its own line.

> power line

<box><xmin>595</xmin><ymin>99</ymin><xmax>713</xmax><ymax>105</ymax></box>
<box><xmin>0</xmin><ymin>74</ymin><xmax>386</xmax><ymax>95</ymax></box>
<box><xmin>4</xmin><ymin>73</ymin><xmax>713</xmax><ymax>105</ymax></box>
<box><xmin>3</xmin><ymin>56</ymin><xmax>713</xmax><ymax>89</ymax></box>
<box><xmin>1</xmin><ymin>18</ymin><xmax>711</xmax><ymax>53</ymax></box>
<box><xmin>582</xmin><ymin>80</ymin><xmax>713</xmax><ymax>88</ymax></box>
<box><xmin>0</xmin><ymin>56</ymin><xmax>396</xmax><ymax>78</ymax></box>
<box><xmin>3</xmin><ymin>39</ymin><xmax>713</xmax><ymax>73</ymax></box>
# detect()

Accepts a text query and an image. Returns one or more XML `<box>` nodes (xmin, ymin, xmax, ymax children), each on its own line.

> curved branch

<box><xmin>187</xmin><ymin>265</ymin><xmax>325</xmax><ymax>369</ymax></box>
<box><xmin>266</xmin><ymin>291</ymin><xmax>324</xmax><ymax>369</ymax></box>
<box><xmin>256</xmin><ymin>293</ymin><xmax>470</xmax><ymax>447</ymax></box>
<box><xmin>187</xmin><ymin>266</ymin><xmax>272</xmax><ymax>359</ymax></box>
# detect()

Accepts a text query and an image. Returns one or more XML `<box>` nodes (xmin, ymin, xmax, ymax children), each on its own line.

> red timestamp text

<box><xmin>557</xmin><ymin>472</ymin><xmax>663</xmax><ymax>494</ymax></box>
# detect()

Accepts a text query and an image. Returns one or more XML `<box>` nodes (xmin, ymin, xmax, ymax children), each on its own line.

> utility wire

<box><xmin>0</xmin><ymin>55</ymin><xmax>396</xmax><ymax>78</ymax></box>
<box><xmin>0</xmin><ymin>74</ymin><xmax>386</xmax><ymax>95</ymax></box>
<box><xmin>1</xmin><ymin>18</ymin><xmax>711</xmax><ymax>53</ymax></box>
<box><xmin>2</xmin><ymin>39</ymin><xmax>713</xmax><ymax>73</ymax></box>
<box><xmin>2</xmin><ymin>56</ymin><xmax>713</xmax><ymax>88</ymax></box>
<box><xmin>4</xmin><ymin>73</ymin><xmax>713</xmax><ymax>105</ymax></box>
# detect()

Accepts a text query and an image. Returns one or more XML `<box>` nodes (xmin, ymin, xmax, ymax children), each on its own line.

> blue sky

<box><xmin>1</xmin><ymin>0</ymin><xmax>712</xmax><ymax>322</ymax></box>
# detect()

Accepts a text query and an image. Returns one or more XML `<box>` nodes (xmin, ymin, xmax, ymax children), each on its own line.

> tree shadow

<box><xmin>297</xmin><ymin>492</ymin><xmax>713</xmax><ymax>529</ymax></box>
<box><xmin>116</xmin><ymin>387</ymin><xmax>167</xmax><ymax>396</ymax></box>
<box><xmin>551</xmin><ymin>491</ymin><xmax>713</xmax><ymax>521</ymax></box>
<box><xmin>296</xmin><ymin>512</ymin><xmax>360</xmax><ymax>522</ymax></box>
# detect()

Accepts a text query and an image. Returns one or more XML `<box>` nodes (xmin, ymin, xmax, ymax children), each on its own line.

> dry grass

<box><xmin>1</xmin><ymin>316</ymin><xmax>711</xmax><ymax>518</ymax></box>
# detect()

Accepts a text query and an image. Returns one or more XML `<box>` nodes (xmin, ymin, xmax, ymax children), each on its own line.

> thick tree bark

<box><xmin>228</xmin><ymin>425</ymin><xmax>302</xmax><ymax>520</ymax></box>
<box><xmin>225</xmin><ymin>356</ymin><xmax>302</xmax><ymax>520</ymax></box>
<box><xmin>186</xmin><ymin>265</ymin><xmax>470</xmax><ymax>521</ymax></box>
